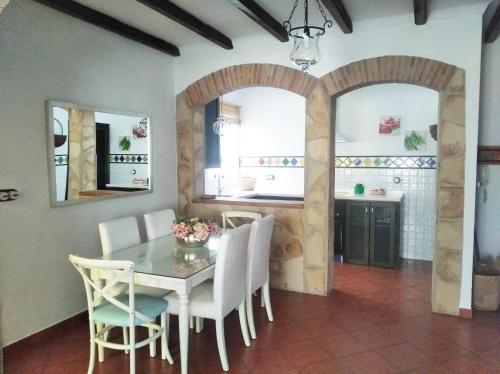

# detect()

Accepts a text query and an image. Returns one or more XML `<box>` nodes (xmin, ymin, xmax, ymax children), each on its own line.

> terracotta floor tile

<box><xmin>295</xmin><ymin>317</ymin><xmax>344</xmax><ymax>337</ymax></box>
<box><xmin>241</xmin><ymin>348</ymin><xmax>293</xmax><ymax>373</ymax></box>
<box><xmin>339</xmin><ymin>350</ymin><xmax>398</xmax><ymax>374</ymax></box>
<box><xmin>6</xmin><ymin>260</ymin><xmax>500</xmax><ymax>374</ymax></box>
<box><xmin>281</xmin><ymin>339</ymin><xmax>332</xmax><ymax>367</ymax></box>
<box><xmin>351</xmin><ymin>325</ymin><xmax>405</xmax><ymax>349</ymax></box>
<box><xmin>409</xmin><ymin>334</ymin><xmax>471</xmax><ymax>363</ymax></box>
<box><xmin>300</xmin><ymin>359</ymin><xmax>352</xmax><ymax>374</ymax></box>
<box><xmin>375</xmin><ymin>342</ymin><xmax>433</xmax><ymax>371</ymax></box>
<box><xmin>319</xmin><ymin>331</ymin><xmax>371</xmax><ymax>358</ymax></box>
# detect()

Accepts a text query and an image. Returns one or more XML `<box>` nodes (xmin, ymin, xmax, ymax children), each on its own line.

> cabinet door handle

<box><xmin>371</xmin><ymin>207</ymin><xmax>374</xmax><ymax>213</ymax></box>
<box><xmin>365</xmin><ymin>206</ymin><xmax>368</xmax><ymax>214</ymax></box>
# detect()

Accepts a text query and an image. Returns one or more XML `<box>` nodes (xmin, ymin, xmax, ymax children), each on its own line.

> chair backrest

<box><xmin>68</xmin><ymin>254</ymin><xmax>152</xmax><ymax>325</ymax></box>
<box><xmin>221</xmin><ymin>211</ymin><xmax>262</xmax><ymax>229</ymax></box>
<box><xmin>247</xmin><ymin>214</ymin><xmax>275</xmax><ymax>293</ymax></box>
<box><xmin>144</xmin><ymin>208</ymin><xmax>176</xmax><ymax>241</ymax></box>
<box><xmin>213</xmin><ymin>224</ymin><xmax>251</xmax><ymax>317</ymax></box>
<box><xmin>99</xmin><ymin>216</ymin><xmax>141</xmax><ymax>256</ymax></box>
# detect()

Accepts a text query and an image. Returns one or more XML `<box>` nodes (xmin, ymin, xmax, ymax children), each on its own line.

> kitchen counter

<box><xmin>335</xmin><ymin>190</ymin><xmax>404</xmax><ymax>203</ymax></box>
<box><xmin>193</xmin><ymin>190</ymin><xmax>403</xmax><ymax>208</ymax></box>
<box><xmin>106</xmin><ymin>183</ymin><xmax>149</xmax><ymax>190</ymax></box>
<box><xmin>193</xmin><ymin>194</ymin><xmax>304</xmax><ymax>209</ymax></box>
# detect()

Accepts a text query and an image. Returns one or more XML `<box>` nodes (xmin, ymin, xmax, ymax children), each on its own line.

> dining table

<box><xmin>90</xmin><ymin>232</ymin><xmax>222</xmax><ymax>374</ymax></box>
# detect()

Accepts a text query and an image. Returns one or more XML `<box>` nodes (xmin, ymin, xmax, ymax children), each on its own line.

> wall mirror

<box><xmin>47</xmin><ymin>101</ymin><xmax>152</xmax><ymax>207</ymax></box>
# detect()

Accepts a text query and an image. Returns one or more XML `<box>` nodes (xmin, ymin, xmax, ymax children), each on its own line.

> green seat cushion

<box><xmin>93</xmin><ymin>293</ymin><xmax>168</xmax><ymax>327</ymax></box>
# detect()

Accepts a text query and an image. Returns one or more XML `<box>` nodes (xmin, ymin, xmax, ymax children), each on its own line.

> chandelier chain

<box><xmin>284</xmin><ymin>0</ymin><xmax>299</xmax><ymax>31</ymax></box>
<box><xmin>315</xmin><ymin>0</ymin><xmax>333</xmax><ymax>29</ymax></box>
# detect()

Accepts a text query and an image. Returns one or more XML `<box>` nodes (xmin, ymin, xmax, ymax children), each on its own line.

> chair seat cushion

<box><xmin>165</xmin><ymin>280</ymin><xmax>217</xmax><ymax>319</ymax></box>
<box><xmin>93</xmin><ymin>293</ymin><xmax>168</xmax><ymax>327</ymax></box>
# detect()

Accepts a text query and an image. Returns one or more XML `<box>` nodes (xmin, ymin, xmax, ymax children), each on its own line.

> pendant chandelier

<box><xmin>284</xmin><ymin>0</ymin><xmax>333</xmax><ymax>73</ymax></box>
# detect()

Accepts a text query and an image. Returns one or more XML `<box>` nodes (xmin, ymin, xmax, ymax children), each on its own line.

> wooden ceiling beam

<box><xmin>320</xmin><ymin>0</ymin><xmax>353</xmax><ymax>34</ymax></box>
<box><xmin>414</xmin><ymin>0</ymin><xmax>428</xmax><ymax>25</ymax></box>
<box><xmin>137</xmin><ymin>0</ymin><xmax>233</xmax><ymax>50</ymax></box>
<box><xmin>33</xmin><ymin>0</ymin><xmax>180</xmax><ymax>56</ymax></box>
<box><xmin>485</xmin><ymin>2</ymin><xmax>500</xmax><ymax>43</ymax></box>
<box><xmin>230</xmin><ymin>0</ymin><xmax>288</xmax><ymax>42</ymax></box>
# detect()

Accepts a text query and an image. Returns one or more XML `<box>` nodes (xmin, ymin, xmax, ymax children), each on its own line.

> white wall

<box><xmin>231</xmin><ymin>87</ymin><xmax>305</xmax><ymax>194</ymax></box>
<box><xmin>476</xmin><ymin>39</ymin><xmax>500</xmax><ymax>258</ymax></box>
<box><xmin>0</xmin><ymin>0</ymin><xmax>176</xmax><ymax>345</ymax></box>
<box><xmin>233</xmin><ymin>88</ymin><xmax>305</xmax><ymax>157</ymax></box>
<box><xmin>336</xmin><ymin>84</ymin><xmax>438</xmax><ymax>155</ymax></box>
<box><xmin>176</xmin><ymin>8</ymin><xmax>487</xmax><ymax>310</ymax></box>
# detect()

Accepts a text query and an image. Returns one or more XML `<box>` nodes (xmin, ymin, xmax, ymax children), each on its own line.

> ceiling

<box><xmin>73</xmin><ymin>0</ymin><xmax>490</xmax><ymax>52</ymax></box>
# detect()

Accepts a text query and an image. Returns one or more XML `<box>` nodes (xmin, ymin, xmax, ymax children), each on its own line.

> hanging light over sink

<box><xmin>283</xmin><ymin>0</ymin><xmax>332</xmax><ymax>73</ymax></box>
<box><xmin>212</xmin><ymin>96</ymin><xmax>226</xmax><ymax>136</ymax></box>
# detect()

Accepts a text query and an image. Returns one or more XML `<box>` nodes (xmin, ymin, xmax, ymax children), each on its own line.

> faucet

<box><xmin>215</xmin><ymin>174</ymin><xmax>224</xmax><ymax>195</ymax></box>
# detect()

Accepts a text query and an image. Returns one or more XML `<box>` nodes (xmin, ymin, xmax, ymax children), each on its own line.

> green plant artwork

<box><xmin>119</xmin><ymin>136</ymin><xmax>131</xmax><ymax>151</ymax></box>
<box><xmin>404</xmin><ymin>131</ymin><xmax>427</xmax><ymax>151</ymax></box>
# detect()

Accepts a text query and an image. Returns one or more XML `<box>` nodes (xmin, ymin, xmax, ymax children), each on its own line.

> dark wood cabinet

<box><xmin>345</xmin><ymin>200</ymin><xmax>400</xmax><ymax>268</ymax></box>
<box><xmin>345</xmin><ymin>201</ymin><xmax>370</xmax><ymax>265</ymax></box>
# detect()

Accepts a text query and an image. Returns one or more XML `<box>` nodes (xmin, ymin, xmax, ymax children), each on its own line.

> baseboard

<box><xmin>3</xmin><ymin>310</ymin><xmax>87</xmax><ymax>353</ymax></box>
<box><xmin>459</xmin><ymin>308</ymin><xmax>473</xmax><ymax>319</ymax></box>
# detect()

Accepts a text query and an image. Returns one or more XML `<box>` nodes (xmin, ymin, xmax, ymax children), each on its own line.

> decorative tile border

<box><xmin>240</xmin><ymin>156</ymin><xmax>305</xmax><ymax>168</ymax></box>
<box><xmin>240</xmin><ymin>155</ymin><xmax>436</xmax><ymax>169</ymax></box>
<box><xmin>336</xmin><ymin>156</ymin><xmax>437</xmax><ymax>169</ymax></box>
<box><xmin>54</xmin><ymin>154</ymin><xmax>68</xmax><ymax>166</ymax></box>
<box><xmin>109</xmin><ymin>154</ymin><xmax>148</xmax><ymax>164</ymax></box>
<box><xmin>478</xmin><ymin>146</ymin><xmax>500</xmax><ymax>164</ymax></box>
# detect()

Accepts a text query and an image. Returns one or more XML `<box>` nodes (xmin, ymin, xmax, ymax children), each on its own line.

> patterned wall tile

<box><xmin>55</xmin><ymin>154</ymin><xmax>149</xmax><ymax>165</ymax></box>
<box><xmin>109</xmin><ymin>154</ymin><xmax>149</xmax><ymax>164</ymax></box>
<box><xmin>240</xmin><ymin>156</ymin><xmax>305</xmax><ymax>168</ymax></box>
<box><xmin>54</xmin><ymin>154</ymin><xmax>68</xmax><ymax>166</ymax></box>
<box><xmin>335</xmin><ymin>156</ymin><xmax>437</xmax><ymax>169</ymax></box>
<box><xmin>240</xmin><ymin>155</ymin><xmax>436</xmax><ymax>169</ymax></box>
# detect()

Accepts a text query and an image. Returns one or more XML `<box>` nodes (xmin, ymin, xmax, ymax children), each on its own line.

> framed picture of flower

<box><xmin>379</xmin><ymin>115</ymin><xmax>401</xmax><ymax>135</ymax></box>
<box><xmin>404</xmin><ymin>130</ymin><xmax>427</xmax><ymax>151</ymax></box>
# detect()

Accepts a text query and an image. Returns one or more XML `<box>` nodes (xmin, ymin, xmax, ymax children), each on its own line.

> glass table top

<box><xmin>99</xmin><ymin>233</ymin><xmax>221</xmax><ymax>279</ymax></box>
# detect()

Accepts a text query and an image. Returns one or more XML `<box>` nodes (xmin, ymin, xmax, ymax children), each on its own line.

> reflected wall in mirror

<box><xmin>47</xmin><ymin>101</ymin><xmax>152</xmax><ymax>206</ymax></box>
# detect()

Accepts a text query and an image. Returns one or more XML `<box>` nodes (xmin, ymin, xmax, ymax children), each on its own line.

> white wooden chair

<box><xmin>165</xmin><ymin>224</ymin><xmax>252</xmax><ymax>371</ymax></box>
<box><xmin>98</xmin><ymin>216</ymin><xmax>169</xmax><ymax>356</ymax></box>
<box><xmin>68</xmin><ymin>255</ymin><xmax>173</xmax><ymax>374</ymax></box>
<box><xmin>246</xmin><ymin>214</ymin><xmax>275</xmax><ymax>339</ymax></box>
<box><xmin>221</xmin><ymin>211</ymin><xmax>262</xmax><ymax>229</ymax></box>
<box><xmin>144</xmin><ymin>208</ymin><xmax>176</xmax><ymax>241</ymax></box>
<box><xmin>99</xmin><ymin>216</ymin><xmax>141</xmax><ymax>256</ymax></box>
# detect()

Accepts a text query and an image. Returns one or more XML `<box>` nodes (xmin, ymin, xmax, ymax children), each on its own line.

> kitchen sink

<box><xmin>244</xmin><ymin>194</ymin><xmax>304</xmax><ymax>201</ymax></box>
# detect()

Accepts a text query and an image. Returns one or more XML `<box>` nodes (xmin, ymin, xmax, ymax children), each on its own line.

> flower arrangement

<box><xmin>172</xmin><ymin>217</ymin><xmax>219</xmax><ymax>246</ymax></box>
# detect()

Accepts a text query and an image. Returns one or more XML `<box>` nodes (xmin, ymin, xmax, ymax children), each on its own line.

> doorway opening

<box><xmin>332</xmin><ymin>83</ymin><xmax>438</xmax><ymax>313</ymax></box>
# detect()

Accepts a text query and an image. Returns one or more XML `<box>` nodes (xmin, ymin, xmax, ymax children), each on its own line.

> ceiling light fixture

<box><xmin>284</xmin><ymin>0</ymin><xmax>332</xmax><ymax>73</ymax></box>
<box><xmin>212</xmin><ymin>97</ymin><xmax>226</xmax><ymax>136</ymax></box>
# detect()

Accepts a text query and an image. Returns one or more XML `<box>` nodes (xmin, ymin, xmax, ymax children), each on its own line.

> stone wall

<box><xmin>191</xmin><ymin>203</ymin><xmax>305</xmax><ymax>292</ymax></box>
<box><xmin>176</xmin><ymin>58</ymin><xmax>467</xmax><ymax>315</ymax></box>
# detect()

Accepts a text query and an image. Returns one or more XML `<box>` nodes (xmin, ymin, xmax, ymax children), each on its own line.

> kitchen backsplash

<box><xmin>335</xmin><ymin>167</ymin><xmax>436</xmax><ymax>261</ymax></box>
<box><xmin>210</xmin><ymin>155</ymin><xmax>436</xmax><ymax>261</ymax></box>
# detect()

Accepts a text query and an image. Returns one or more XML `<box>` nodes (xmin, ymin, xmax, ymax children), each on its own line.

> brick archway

<box><xmin>319</xmin><ymin>56</ymin><xmax>465</xmax><ymax>315</ymax></box>
<box><xmin>176</xmin><ymin>57</ymin><xmax>466</xmax><ymax>316</ymax></box>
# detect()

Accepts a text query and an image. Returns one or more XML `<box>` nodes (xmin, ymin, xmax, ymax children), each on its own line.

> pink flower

<box><xmin>172</xmin><ymin>222</ymin><xmax>190</xmax><ymax>240</ymax></box>
<box><xmin>171</xmin><ymin>217</ymin><xmax>220</xmax><ymax>241</ymax></box>
<box><xmin>192</xmin><ymin>222</ymin><xmax>209</xmax><ymax>241</ymax></box>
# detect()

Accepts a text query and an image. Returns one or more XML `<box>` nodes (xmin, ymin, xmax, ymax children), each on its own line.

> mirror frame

<box><xmin>46</xmin><ymin>100</ymin><xmax>153</xmax><ymax>207</ymax></box>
